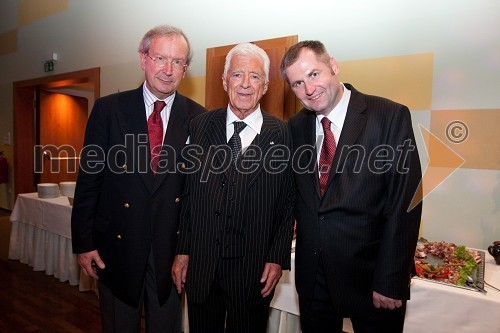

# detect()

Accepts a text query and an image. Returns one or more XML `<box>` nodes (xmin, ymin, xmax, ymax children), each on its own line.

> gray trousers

<box><xmin>98</xmin><ymin>248</ymin><xmax>181</xmax><ymax>333</ymax></box>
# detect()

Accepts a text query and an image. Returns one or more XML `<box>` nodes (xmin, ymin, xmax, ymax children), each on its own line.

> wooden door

<box><xmin>13</xmin><ymin>67</ymin><xmax>99</xmax><ymax>196</ymax></box>
<box><xmin>205</xmin><ymin>36</ymin><xmax>298</xmax><ymax>120</ymax></box>
<box><xmin>38</xmin><ymin>91</ymin><xmax>88</xmax><ymax>184</ymax></box>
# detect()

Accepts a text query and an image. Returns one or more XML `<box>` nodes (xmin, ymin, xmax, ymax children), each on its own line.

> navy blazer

<box><xmin>71</xmin><ymin>85</ymin><xmax>206</xmax><ymax>306</ymax></box>
<box><xmin>290</xmin><ymin>84</ymin><xmax>422</xmax><ymax>316</ymax></box>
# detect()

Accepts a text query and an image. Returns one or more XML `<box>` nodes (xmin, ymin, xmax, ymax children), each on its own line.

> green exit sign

<box><xmin>44</xmin><ymin>60</ymin><xmax>55</xmax><ymax>72</ymax></box>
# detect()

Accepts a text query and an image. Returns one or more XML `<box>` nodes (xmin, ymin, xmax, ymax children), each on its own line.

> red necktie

<box><xmin>148</xmin><ymin>100</ymin><xmax>166</xmax><ymax>174</ymax></box>
<box><xmin>319</xmin><ymin>117</ymin><xmax>336</xmax><ymax>196</ymax></box>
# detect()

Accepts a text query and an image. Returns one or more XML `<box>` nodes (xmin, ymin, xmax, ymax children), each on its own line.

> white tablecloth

<box><xmin>404</xmin><ymin>260</ymin><xmax>500</xmax><ymax>332</ymax></box>
<box><xmin>269</xmin><ymin>252</ymin><xmax>500</xmax><ymax>333</ymax></box>
<box><xmin>8</xmin><ymin>193</ymin><xmax>95</xmax><ymax>291</ymax></box>
<box><xmin>271</xmin><ymin>253</ymin><xmax>300</xmax><ymax>315</ymax></box>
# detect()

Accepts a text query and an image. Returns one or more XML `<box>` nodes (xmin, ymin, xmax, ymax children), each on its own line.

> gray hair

<box><xmin>138</xmin><ymin>24</ymin><xmax>193</xmax><ymax>65</ymax></box>
<box><xmin>223</xmin><ymin>42</ymin><xmax>270</xmax><ymax>82</ymax></box>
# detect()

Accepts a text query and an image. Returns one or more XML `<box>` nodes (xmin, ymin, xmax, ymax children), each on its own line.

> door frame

<box><xmin>13</xmin><ymin>67</ymin><xmax>100</xmax><ymax>197</ymax></box>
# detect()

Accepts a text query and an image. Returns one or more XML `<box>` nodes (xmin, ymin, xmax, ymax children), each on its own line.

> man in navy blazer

<box><xmin>71</xmin><ymin>25</ymin><xmax>205</xmax><ymax>333</ymax></box>
<box><xmin>281</xmin><ymin>41</ymin><xmax>422</xmax><ymax>332</ymax></box>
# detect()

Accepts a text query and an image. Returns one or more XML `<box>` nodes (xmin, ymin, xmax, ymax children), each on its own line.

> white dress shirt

<box><xmin>143</xmin><ymin>83</ymin><xmax>175</xmax><ymax>143</ymax></box>
<box><xmin>226</xmin><ymin>105</ymin><xmax>263</xmax><ymax>150</ymax></box>
<box><xmin>315</xmin><ymin>83</ymin><xmax>351</xmax><ymax>168</ymax></box>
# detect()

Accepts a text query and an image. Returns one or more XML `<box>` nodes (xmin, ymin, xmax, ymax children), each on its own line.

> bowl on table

<box><xmin>488</xmin><ymin>241</ymin><xmax>500</xmax><ymax>265</ymax></box>
<box><xmin>37</xmin><ymin>183</ymin><xmax>60</xmax><ymax>198</ymax></box>
<box><xmin>59</xmin><ymin>181</ymin><xmax>76</xmax><ymax>197</ymax></box>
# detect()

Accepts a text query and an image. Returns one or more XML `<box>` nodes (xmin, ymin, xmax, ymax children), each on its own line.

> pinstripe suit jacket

<box><xmin>290</xmin><ymin>84</ymin><xmax>422</xmax><ymax>316</ymax></box>
<box><xmin>176</xmin><ymin>108</ymin><xmax>295</xmax><ymax>304</ymax></box>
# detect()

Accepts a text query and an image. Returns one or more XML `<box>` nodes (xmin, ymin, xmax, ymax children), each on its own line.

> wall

<box><xmin>0</xmin><ymin>0</ymin><xmax>499</xmax><ymax>250</ymax></box>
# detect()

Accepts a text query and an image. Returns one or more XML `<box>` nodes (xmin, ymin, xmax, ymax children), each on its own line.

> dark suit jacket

<box><xmin>71</xmin><ymin>85</ymin><xmax>206</xmax><ymax>307</ymax></box>
<box><xmin>176</xmin><ymin>108</ymin><xmax>295</xmax><ymax>305</ymax></box>
<box><xmin>289</xmin><ymin>84</ymin><xmax>422</xmax><ymax>316</ymax></box>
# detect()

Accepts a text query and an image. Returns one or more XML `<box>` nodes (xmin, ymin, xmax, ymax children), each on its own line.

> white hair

<box><xmin>223</xmin><ymin>42</ymin><xmax>270</xmax><ymax>82</ymax></box>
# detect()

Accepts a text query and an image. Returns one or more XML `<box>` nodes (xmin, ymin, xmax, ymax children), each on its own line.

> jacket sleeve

<box><xmin>265</xmin><ymin>122</ymin><xmax>296</xmax><ymax>270</ymax></box>
<box><xmin>372</xmin><ymin>104</ymin><xmax>423</xmax><ymax>300</ymax></box>
<box><xmin>71</xmin><ymin>98</ymin><xmax>109</xmax><ymax>254</ymax></box>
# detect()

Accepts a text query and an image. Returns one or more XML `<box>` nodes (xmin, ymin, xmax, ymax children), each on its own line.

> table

<box><xmin>8</xmin><ymin>193</ymin><xmax>95</xmax><ymax>291</ymax></box>
<box><xmin>268</xmin><ymin>251</ymin><xmax>500</xmax><ymax>333</ymax></box>
<box><xmin>404</xmin><ymin>261</ymin><xmax>500</xmax><ymax>332</ymax></box>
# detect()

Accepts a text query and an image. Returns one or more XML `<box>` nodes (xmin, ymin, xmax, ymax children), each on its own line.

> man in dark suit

<box><xmin>171</xmin><ymin>42</ymin><xmax>295</xmax><ymax>333</ymax></box>
<box><xmin>280</xmin><ymin>40</ymin><xmax>422</xmax><ymax>333</ymax></box>
<box><xmin>71</xmin><ymin>25</ymin><xmax>205</xmax><ymax>333</ymax></box>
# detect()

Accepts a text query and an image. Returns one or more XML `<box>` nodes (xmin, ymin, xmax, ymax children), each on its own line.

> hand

<box><xmin>172</xmin><ymin>255</ymin><xmax>189</xmax><ymax>294</ymax></box>
<box><xmin>372</xmin><ymin>291</ymin><xmax>403</xmax><ymax>310</ymax></box>
<box><xmin>260</xmin><ymin>263</ymin><xmax>282</xmax><ymax>298</ymax></box>
<box><xmin>77</xmin><ymin>250</ymin><xmax>105</xmax><ymax>280</ymax></box>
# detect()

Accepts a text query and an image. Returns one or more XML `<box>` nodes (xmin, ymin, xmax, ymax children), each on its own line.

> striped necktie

<box><xmin>228</xmin><ymin>121</ymin><xmax>247</xmax><ymax>162</ymax></box>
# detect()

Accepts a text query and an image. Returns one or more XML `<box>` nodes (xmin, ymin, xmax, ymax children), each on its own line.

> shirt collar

<box><xmin>226</xmin><ymin>105</ymin><xmax>263</xmax><ymax>134</ymax></box>
<box><xmin>142</xmin><ymin>82</ymin><xmax>175</xmax><ymax>110</ymax></box>
<box><xmin>316</xmin><ymin>82</ymin><xmax>350</xmax><ymax>130</ymax></box>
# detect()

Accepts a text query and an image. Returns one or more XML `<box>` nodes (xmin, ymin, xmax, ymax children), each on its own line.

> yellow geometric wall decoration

<box><xmin>178</xmin><ymin>76</ymin><xmax>206</xmax><ymax>107</ymax></box>
<box><xmin>0</xmin><ymin>29</ymin><xmax>17</xmax><ymax>56</ymax></box>
<box><xmin>18</xmin><ymin>0</ymin><xmax>68</xmax><ymax>26</ymax></box>
<box><xmin>338</xmin><ymin>53</ymin><xmax>434</xmax><ymax>111</ymax></box>
<box><xmin>430</xmin><ymin>109</ymin><xmax>500</xmax><ymax>171</ymax></box>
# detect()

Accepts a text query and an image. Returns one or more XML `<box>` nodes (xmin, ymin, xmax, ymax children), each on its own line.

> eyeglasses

<box><xmin>146</xmin><ymin>53</ymin><xmax>187</xmax><ymax>71</ymax></box>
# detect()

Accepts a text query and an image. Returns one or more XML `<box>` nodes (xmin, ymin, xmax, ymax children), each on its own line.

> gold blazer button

<box><xmin>124</xmin><ymin>203</ymin><xmax>130</xmax><ymax>208</ymax></box>
<box><xmin>175</xmin><ymin>198</ymin><xmax>180</xmax><ymax>203</ymax></box>
<box><xmin>117</xmin><ymin>234</ymin><xmax>122</xmax><ymax>240</ymax></box>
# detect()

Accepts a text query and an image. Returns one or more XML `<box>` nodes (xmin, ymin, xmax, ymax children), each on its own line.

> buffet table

<box><xmin>404</xmin><ymin>262</ymin><xmax>500</xmax><ymax>332</ymax></box>
<box><xmin>268</xmin><ymin>252</ymin><xmax>500</xmax><ymax>333</ymax></box>
<box><xmin>8</xmin><ymin>193</ymin><xmax>95</xmax><ymax>291</ymax></box>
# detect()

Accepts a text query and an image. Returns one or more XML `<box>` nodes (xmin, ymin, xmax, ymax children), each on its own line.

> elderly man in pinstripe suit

<box><xmin>172</xmin><ymin>43</ymin><xmax>295</xmax><ymax>333</ymax></box>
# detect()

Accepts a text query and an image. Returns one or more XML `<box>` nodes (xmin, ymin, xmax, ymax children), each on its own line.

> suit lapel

<box><xmin>206</xmin><ymin>109</ymin><xmax>281</xmax><ymax>187</ymax></box>
<box><xmin>246</xmin><ymin>111</ymin><xmax>281</xmax><ymax>188</ymax></box>
<box><xmin>298</xmin><ymin>110</ymin><xmax>321</xmax><ymax>198</ymax></box>
<box><xmin>118</xmin><ymin>86</ymin><xmax>154</xmax><ymax>192</ymax></box>
<box><xmin>324</xmin><ymin>86</ymin><xmax>367</xmax><ymax>194</ymax></box>
<box><xmin>206</xmin><ymin>109</ymin><xmax>229</xmax><ymax>172</ymax></box>
<box><xmin>208</xmin><ymin>109</ymin><xmax>228</xmax><ymax>145</ymax></box>
<box><xmin>152</xmin><ymin>94</ymin><xmax>189</xmax><ymax>193</ymax></box>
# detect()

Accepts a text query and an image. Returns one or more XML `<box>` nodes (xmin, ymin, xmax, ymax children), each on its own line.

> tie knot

<box><xmin>233</xmin><ymin>121</ymin><xmax>247</xmax><ymax>134</ymax></box>
<box><xmin>321</xmin><ymin>117</ymin><xmax>331</xmax><ymax>131</ymax></box>
<box><xmin>153</xmin><ymin>100</ymin><xmax>166</xmax><ymax>113</ymax></box>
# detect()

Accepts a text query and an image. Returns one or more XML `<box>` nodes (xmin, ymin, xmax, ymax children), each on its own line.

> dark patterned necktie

<box><xmin>228</xmin><ymin>121</ymin><xmax>247</xmax><ymax>162</ymax></box>
<box><xmin>148</xmin><ymin>100</ymin><xmax>166</xmax><ymax>174</ymax></box>
<box><xmin>319</xmin><ymin>117</ymin><xmax>336</xmax><ymax>196</ymax></box>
